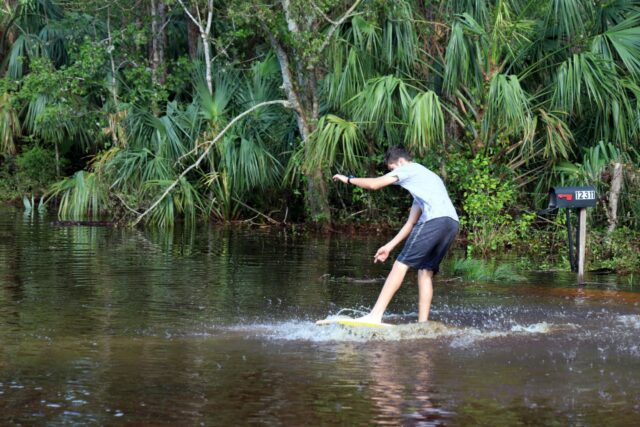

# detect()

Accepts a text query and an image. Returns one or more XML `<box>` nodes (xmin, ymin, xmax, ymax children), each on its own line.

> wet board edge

<box><xmin>315</xmin><ymin>318</ymin><xmax>393</xmax><ymax>328</ymax></box>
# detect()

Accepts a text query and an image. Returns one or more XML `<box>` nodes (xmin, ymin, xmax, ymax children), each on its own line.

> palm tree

<box><xmin>2</xmin><ymin>0</ymin><xmax>66</xmax><ymax>79</ymax></box>
<box><xmin>51</xmin><ymin>55</ymin><xmax>295</xmax><ymax>227</ymax></box>
<box><xmin>5</xmin><ymin>0</ymin><xmax>638</xmax><ymax>234</ymax></box>
<box><xmin>289</xmin><ymin>2</ymin><xmax>445</xmax><ymax>183</ymax></box>
<box><xmin>440</xmin><ymin>0</ymin><xmax>639</xmax><ymax>174</ymax></box>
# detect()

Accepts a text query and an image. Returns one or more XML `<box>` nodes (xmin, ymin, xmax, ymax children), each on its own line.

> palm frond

<box><xmin>204</xmin><ymin>170</ymin><xmax>238</xmax><ymax>221</ymax></box>
<box><xmin>381</xmin><ymin>1</ymin><xmax>417</xmax><ymax>71</ymax></box>
<box><xmin>350</xmin><ymin>15</ymin><xmax>381</xmax><ymax>56</ymax></box>
<box><xmin>17</xmin><ymin>0</ymin><xmax>63</xmax><ymax>29</ymax></box>
<box><xmin>448</xmin><ymin>0</ymin><xmax>490</xmax><ymax>26</ymax></box>
<box><xmin>601</xmin><ymin>13</ymin><xmax>640</xmax><ymax>78</ymax></box>
<box><xmin>352</xmin><ymin>75</ymin><xmax>412</xmax><ymax>125</ymax></box>
<box><xmin>593</xmin><ymin>95</ymin><xmax>636</xmax><ymax>148</ymax></box>
<box><xmin>537</xmin><ymin>109</ymin><xmax>573</xmax><ymax>160</ymax></box>
<box><xmin>48</xmin><ymin>171</ymin><xmax>108</xmax><ymax>220</ymax></box>
<box><xmin>38</xmin><ymin>24</ymin><xmax>67</xmax><ymax>67</ymax></box>
<box><xmin>143</xmin><ymin>177</ymin><xmax>201</xmax><ymax>227</ymax></box>
<box><xmin>594</xmin><ymin>0</ymin><xmax>640</xmax><ymax>32</ymax></box>
<box><xmin>141</xmin><ymin>155</ymin><xmax>173</xmax><ymax>184</ymax></box>
<box><xmin>251</xmin><ymin>53</ymin><xmax>281</xmax><ymax>78</ymax></box>
<box><xmin>123</xmin><ymin>107</ymin><xmax>157</xmax><ymax>149</ymax></box>
<box><xmin>484</xmin><ymin>73</ymin><xmax>531</xmax><ymax>139</ymax></box>
<box><xmin>555</xmin><ymin>141</ymin><xmax>623</xmax><ymax>188</ymax></box>
<box><xmin>491</xmin><ymin>0</ymin><xmax>536</xmax><ymax>65</ymax></box>
<box><xmin>326</xmin><ymin>47</ymin><xmax>367</xmax><ymax>110</ymax></box>
<box><xmin>24</xmin><ymin>93</ymin><xmax>49</xmax><ymax>133</ymax></box>
<box><xmin>548</xmin><ymin>0</ymin><xmax>591</xmax><ymax>38</ymax></box>
<box><xmin>552</xmin><ymin>53</ymin><xmax>621</xmax><ymax>114</ymax></box>
<box><xmin>6</xmin><ymin>34</ymin><xmax>31</xmax><ymax>79</ymax></box>
<box><xmin>406</xmin><ymin>91</ymin><xmax>445</xmax><ymax>155</ymax></box>
<box><xmin>106</xmin><ymin>148</ymin><xmax>156</xmax><ymax>194</ymax></box>
<box><xmin>443</xmin><ymin>15</ymin><xmax>485</xmax><ymax>95</ymax></box>
<box><xmin>236</xmin><ymin>136</ymin><xmax>282</xmax><ymax>190</ymax></box>
<box><xmin>283</xmin><ymin>143</ymin><xmax>306</xmax><ymax>187</ymax></box>
<box><xmin>217</xmin><ymin>133</ymin><xmax>282</xmax><ymax>193</ymax></box>
<box><xmin>197</xmin><ymin>69</ymin><xmax>237</xmax><ymax>122</ymax></box>
<box><xmin>154</xmin><ymin>104</ymin><xmax>193</xmax><ymax>162</ymax></box>
<box><xmin>305</xmin><ymin>114</ymin><xmax>364</xmax><ymax>174</ymax></box>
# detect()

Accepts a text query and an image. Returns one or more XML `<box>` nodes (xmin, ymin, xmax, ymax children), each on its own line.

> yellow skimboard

<box><xmin>315</xmin><ymin>316</ymin><xmax>393</xmax><ymax>328</ymax></box>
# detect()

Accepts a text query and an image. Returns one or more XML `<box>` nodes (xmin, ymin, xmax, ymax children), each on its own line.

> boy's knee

<box><xmin>418</xmin><ymin>269</ymin><xmax>433</xmax><ymax>278</ymax></box>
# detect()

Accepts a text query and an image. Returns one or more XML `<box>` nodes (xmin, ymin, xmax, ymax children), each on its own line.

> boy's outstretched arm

<box><xmin>332</xmin><ymin>174</ymin><xmax>398</xmax><ymax>190</ymax></box>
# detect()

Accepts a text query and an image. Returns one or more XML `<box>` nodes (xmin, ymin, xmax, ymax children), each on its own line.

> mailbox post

<box><xmin>546</xmin><ymin>186</ymin><xmax>597</xmax><ymax>284</ymax></box>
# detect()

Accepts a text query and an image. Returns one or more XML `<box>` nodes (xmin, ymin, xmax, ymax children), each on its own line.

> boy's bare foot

<box><xmin>354</xmin><ymin>313</ymin><xmax>383</xmax><ymax>323</ymax></box>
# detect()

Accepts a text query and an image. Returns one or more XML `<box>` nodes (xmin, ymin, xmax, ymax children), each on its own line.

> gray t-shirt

<box><xmin>385</xmin><ymin>162</ymin><xmax>459</xmax><ymax>223</ymax></box>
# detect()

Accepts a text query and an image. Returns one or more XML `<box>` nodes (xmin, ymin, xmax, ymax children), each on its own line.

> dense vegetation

<box><xmin>1</xmin><ymin>0</ymin><xmax>639</xmax><ymax>269</ymax></box>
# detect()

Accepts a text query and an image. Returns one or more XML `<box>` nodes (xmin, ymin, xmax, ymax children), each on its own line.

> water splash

<box><xmin>616</xmin><ymin>315</ymin><xmax>640</xmax><ymax>329</ymax></box>
<box><xmin>227</xmin><ymin>318</ymin><xmax>556</xmax><ymax>344</ymax></box>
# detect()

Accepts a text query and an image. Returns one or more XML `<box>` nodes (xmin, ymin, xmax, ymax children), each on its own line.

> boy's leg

<box><xmin>417</xmin><ymin>269</ymin><xmax>434</xmax><ymax>322</ymax></box>
<box><xmin>358</xmin><ymin>260</ymin><xmax>409</xmax><ymax>322</ymax></box>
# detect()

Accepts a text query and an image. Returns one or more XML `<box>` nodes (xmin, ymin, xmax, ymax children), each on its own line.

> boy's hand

<box><xmin>374</xmin><ymin>245</ymin><xmax>390</xmax><ymax>263</ymax></box>
<box><xmin>332</xmin><ymin>174</ymin><xmax>348</xmax><ymax>184</ymax></box>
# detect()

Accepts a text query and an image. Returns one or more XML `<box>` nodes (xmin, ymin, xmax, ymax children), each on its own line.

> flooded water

<box><xmin>1</xmin><ymin>207</ymin><xmax>639</xmax><ymax>425</ymax></box>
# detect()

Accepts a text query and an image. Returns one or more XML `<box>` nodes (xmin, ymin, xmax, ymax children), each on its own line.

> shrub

<box><xmin>15</xmin><ymin>146</ymin><xmax>60</xmax><ymax>195</ymax></box>
<box><xmin>447</xmin><ymin>153</ymin><xmax>535</xmax><ymax>255</ymax></box>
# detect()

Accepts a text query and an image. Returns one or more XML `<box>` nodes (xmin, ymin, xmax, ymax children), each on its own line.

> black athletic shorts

<box><xmin>397</xmin><ymin>217</ymin><xmax>459</xmax><ymax>274</ymax></box>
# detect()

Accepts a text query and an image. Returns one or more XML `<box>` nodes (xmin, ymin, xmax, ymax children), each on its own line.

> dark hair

<box><xmin>384</xmin><ymin>146</ymin><xmax>412</xmax><ymax>165</ymax></box>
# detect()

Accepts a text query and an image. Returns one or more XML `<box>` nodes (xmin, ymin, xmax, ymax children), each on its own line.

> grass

<box><xmin>452</xmin><ymin>258</ymin><xmax>527</xmax><ymax>283</ymax></box>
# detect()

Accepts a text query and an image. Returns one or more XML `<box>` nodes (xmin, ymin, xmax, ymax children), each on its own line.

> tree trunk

<box><xmin>106</xmin><ymin>8</ymin><xmax>121</xmax><ymax>147</ymax></box>
<box><xmin>150</xmin><ymin>0</ymin><xmax>167</xmax><ymax>85</ymax></box>
<box><xmin>187</xmin><ymin>19</ymin><xmax>199</xmax><ymax>60</ymax></box>
<box><xmin>266</xmin><ymin>30</ymin><xmax>331</xmax><ymax>227</ymax></box>
<box><xmin>606</xmin><ymin>162</ymin><xmax>623</xmax><ymax>235</ymax></box>
<box><xmin>54</xmin><ymin>142</ymin><xmax>60</xmax><ymax>177</ymax></box>
<box><xmin>176</xmin><ymin>0</ymin><xmax>213</xmax><ymax>94</ymax></box>
<box><xmin>135</xmin><ymin>1</ymin><xmax>144</xmax><ymax>57</ymax></box>
<box><xmin>201</xmin><ymin>32</ymin><xmax>212</xmax><ymax>95</ymax></box>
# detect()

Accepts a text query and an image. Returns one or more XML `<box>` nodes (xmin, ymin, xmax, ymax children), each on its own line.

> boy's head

<box><xmin>384</xmin><ymin>146</ymin><xmax>412</xmax><ymax>170</ymax></box>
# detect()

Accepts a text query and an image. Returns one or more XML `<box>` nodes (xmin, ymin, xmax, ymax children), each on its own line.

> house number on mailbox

<box><xmin>576</xmin><ymin>191</ymin><xmax>596</xmax><ymax>200</ymax></box>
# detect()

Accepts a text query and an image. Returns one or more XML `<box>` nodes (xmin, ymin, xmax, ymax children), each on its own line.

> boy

<box><xmin>332</xmin><ymin>147</ymin><xmax>459</xmax><ymax>322</ymax></box>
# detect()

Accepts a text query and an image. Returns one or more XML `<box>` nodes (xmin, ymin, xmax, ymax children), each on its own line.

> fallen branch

<box><xmin>132</xmin><ymin>100</ymin><xmax>292</xmax><ymax>226</ymax></box>
<box><xmin>113</xmin><ymin>192</ymin><xmax>140</xmax><ymax>215</ymax></box>
<box><xmin>320</xmin><ymin>274</ymin><xmax>386</xmax><ymax>284</ymax></box>
<box><xmin>233</xmin><ymin>197</ymin><xmax>280</xmax><ymax>225</ymax></box>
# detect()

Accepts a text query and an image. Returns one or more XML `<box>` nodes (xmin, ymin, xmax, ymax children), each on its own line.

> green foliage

<box><xmin>452</xmin><ymin>258</ymin><xmax>526</xmax><ymax>282</ymax></box>
<box><xmin>0</xmin><ymin>156</ymin><xmax>20</xmax><ymax>200</ymax></box>
<box><xmin>448</xmin><ymin>153</ymin><xmax>535</xmax><ymax>256</ymax></box>
<box><xmin>552</xmin><ymin>53</ymin><xmax>623</xmax><ymax>115</ymax></box>
<box><xmin>554</xmin><ymin>141</ymin><xmax>640</xmax><ymax>231</ymax></box>
<box><xmin>0</xmin><ymin>90</ymin><xmax>20</xmax><ymax>155</ymax></box>
<box><xmin>588</xmin><ymin>227</ymin><xmax>640</xmax><ymax>273</ymax></box>
<box><xmin>15</xmin><ymin>145</ymin><xmax>59</xmax><ymax>194</ymax></box>
<box><xmin>555</xmin><ymin>141</ymin><xmax>623</xmax><ymax>189</ymax></box>
<box><xmin>443</xmin><ymin>14</ymin><xmax>484</xmax><ymax>96</ymax></box>
<box><xmin>352</xmin><ymin>75</ymin><xmax>412</xmax><ymax>132</ymax></box>
<box><xmin>48</xmin><ymin>171</ymin><xmax>108</xmax><ymax>220</ymax></box>
<box><xmin>484</xmin><ymin>73</ymin><xmax>531</xmax><ymax>140</ymax></box>
<box><xmin>304</xmin><ymin>114</ymin><xmax>365</xmax><ymax>173</ymax></box>
<box><xmin>593</xmin><ymin>13</ymin><xmax>640</xmax><ymax>78</ymax></box>
<box><xmin>406</xmin><ymin>91</ymin><xmax>445</xmax><ymax>156</ymax></box>
<box><xmin>0</xmin><ymin>0</ymin><xmax>638</xmax><ymax>244</ymax></box>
